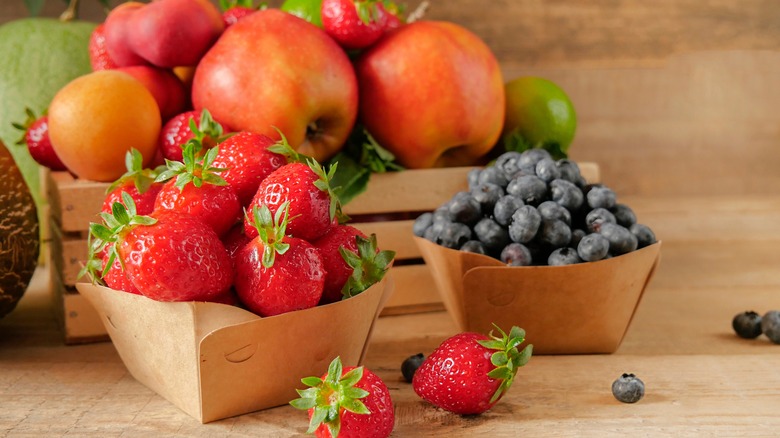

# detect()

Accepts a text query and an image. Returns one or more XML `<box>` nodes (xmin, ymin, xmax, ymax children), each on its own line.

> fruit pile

<box><xmin>413</xmin><ymin>149</ymin><xmax>657</xmax><ymax>266</ymax></box>
<box><xmin>86</xmin><ymin>126</ymin><xmax>394</xmax><ymax>317</ymax></box>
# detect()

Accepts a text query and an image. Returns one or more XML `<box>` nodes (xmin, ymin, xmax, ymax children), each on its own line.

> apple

<box><xmin>354</xmin><ymin>21</ymin><xmax>505</xmax><ymax>169</ymax></box>
<box><xmin>117</xmin><ymin>65</ymin><xmax>189</xmax><ymax>121</ymax></box>
<box><xmin>104</xmin><ymin>2</ymin><xmax>149</xmax><ymax>67</ymax></box>
<box><xmin>191</xmin><ymin>9</ymin><xmax>358</xmax><ymax>163</ymax></box>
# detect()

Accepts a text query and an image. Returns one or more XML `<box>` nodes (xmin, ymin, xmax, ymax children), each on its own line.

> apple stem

<box><xmin>407</xmin><ymin>1</ymin><xmax>429</xmax><ymax>23</ymax></box>
<box><xmin>59</xmin><ymin>0</ymin><xmax>80</xmax><ymax>22</ymax></box>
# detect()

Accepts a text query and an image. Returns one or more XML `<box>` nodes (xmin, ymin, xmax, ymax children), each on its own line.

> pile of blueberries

<box><xmin>413</xmin><ymin>149</ymin><xmax>656</xmax><ymax>266</ymax></box>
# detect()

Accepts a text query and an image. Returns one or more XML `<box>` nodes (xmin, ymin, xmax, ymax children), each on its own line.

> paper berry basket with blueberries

<box><xmin>414</xmin><ymin>149</ymin><xmax>662</xmax><ymax>354</ymax></box>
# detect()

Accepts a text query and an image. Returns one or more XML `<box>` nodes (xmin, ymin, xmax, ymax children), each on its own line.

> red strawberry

<box><xmin>211</xmin><ymin>131</ymin><xmax>286</xmax><ymax>206</ymax></box>
<box><xmin>102</xmin><ymin>149</ymin><xmax>164</xmax><ymax>216</ymax></box>
<box><xmin>321</xmin><ymin>0</ymin><xmax>389</xmax><ymax>50</ymax></box>
<box><xmin>87</xmin><ymin>194</ymin><xmax>234</xmax><ymax>302</ymax></box>
<box><xmin>245</xmin><ymin>159</ymin><xmax>344</xmax><ymax>242</ymax></box>
<box><xmin>380</xmin><ymin>2</ymin><xmax>403</xmax><ymax>32</ymax></box>
<box><xmin>12</xmin><ymin>109</ymin><xmax>67</xmax><ymax>171</ymax></box>
<box><xmin>221</xmin><ymin>222</ymin><xmax>251</xmax><ymax>268</ymax></box>
<box><xmin>154</xmin><ymin>142</ymin><xmax>242</xmax><ymax>237</ymax></box>
<box><xmin>313</xmin><ymin>226</ymin><xmax>395</xmax><ymax>304</ymax></box>
<box><xmin>412</xmin><ymin>325</ymin><xmax>532</xmax><ymax>415</ymax></box>
<box><xmin>220</xmin><ymin>0</ymin><xmax>261</xmax><ymax>27</ymax></box>
<box><xmin>89</xmin><ymin>23</ymin><xmax>119</xmax><ymax>71</ymax></box>
<box><xmin>291</xmin><ymin>356</ymin><xmax>394</xmax><ymax>438</ymax></box>
<box><xmin>235</xmin><ymin>202</ymin><xmax>325</xmax><ymax>317</ymax></box>
<box><xmin>159</xmin><ymin>109</ymin><xmax>226</xmax><ymax>162</ymax></box>
<box><xmin>101</xmin><ymin>251</ymin><xmax>141</xmax><ymax>295</ymax></box>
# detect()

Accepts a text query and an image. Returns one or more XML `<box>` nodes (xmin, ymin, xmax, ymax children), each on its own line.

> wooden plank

<box><xmin>381</xmin><ymin>265</ymin><xmax>444</xmax><ymax>315</ymax></box>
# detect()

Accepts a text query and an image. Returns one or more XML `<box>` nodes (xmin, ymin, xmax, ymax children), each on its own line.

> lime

<box><xmin>502</xmin><ymin>76</ymin><xmax>577</xmax><ymax>159</ymax></box>
<box><xmin>280</xmin><ymin>0</ymin><xmax>323</xmax><ymax>27</ymax></box>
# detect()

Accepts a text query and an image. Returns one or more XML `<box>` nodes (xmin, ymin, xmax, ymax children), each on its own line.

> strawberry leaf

<box><xmin>476</xmin><ymin>323</ymin><xmax>533</xmax><ymax>404</ymax></box>
<box><xmin>247</xmin><ymin>202</ymin><xmax>292</xmax><ymax>268</ymax></box>
<box><xmin>339</xmin><ymin>234</ymin><xmax>395</xmax><ymax>299</ymax></box>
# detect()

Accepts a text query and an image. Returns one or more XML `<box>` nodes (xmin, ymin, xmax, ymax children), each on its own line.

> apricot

<box><xmin>48</xmin><ymin>70</ymin><xmax>161</xmax><ymax>182</ymax></box>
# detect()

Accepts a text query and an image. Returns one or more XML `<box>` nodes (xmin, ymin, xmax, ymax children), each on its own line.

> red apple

<box><xmin>355</xmin><ymin>21</ymin><xmax>505</xmax><ymax>169</ymax></box>
<box><xmin>117</xmin><ymin>66</ymin><xmax>189</xmax><ymax>121</ymax></box>
<box><xmin>191</xmin><ymin>9</ymin><xmax>358</xmax><ymax>163</ymax></box>
<box><xmin>128</xmin><ymin>0</ymin><xmax>224</xmax><ymax>68</ymax></box>
<box><xmin>104</xmin><ymin>2</ymin><xmax>149</xmax><ymax>67</ymax></box>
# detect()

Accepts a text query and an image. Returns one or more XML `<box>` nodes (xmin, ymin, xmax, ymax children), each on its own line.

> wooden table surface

<box><xmin>2</xmin><ymin>195</ymin><xmax>780</xmax><ymax>437</ymax></box>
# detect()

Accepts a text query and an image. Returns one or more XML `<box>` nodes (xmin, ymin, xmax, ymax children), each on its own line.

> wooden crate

<box><xmin>44</xmin><ymin>163</ymin><xmax>600</xmax><ymax>344</ymax></box>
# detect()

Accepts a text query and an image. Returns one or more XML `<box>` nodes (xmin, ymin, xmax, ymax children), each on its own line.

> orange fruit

<box><xmin>48</xmin><ymin>70</ymin><xmax>161</xmax><ymax>182</ymax></box>
<box><xmin>502</xmin><ymin>76</ymin><xmax>577</xmax><ymax>159</ymax></box>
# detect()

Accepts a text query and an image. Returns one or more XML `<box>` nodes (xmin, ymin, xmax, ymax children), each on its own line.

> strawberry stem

<box><xmin>477</xmin><ymin>324</ymin><xmax>533</xmax><ymax>403</ymax></box>
<box><xmin>339</xmin><ymin>234</ymin><xmax>395</xmax><ymax>299</ymax></box>
<box><xmin>290</xmin><ymin>356</ymin><xmax>371</xmax><ymax>438</ymax></box>
<box><xmin>105</xmin><ymin>149</ymin><xmax>163</xmax><ymax>195</ymax></box>
<box><xmin>155</xmin><ymin>141</ymin><xmax>228</xmax><ymax>190</ymax></box>
<box><xmin>246</xmin><ymin>201</ymin><xmax>293</xmax><ymax>268</ymax></box>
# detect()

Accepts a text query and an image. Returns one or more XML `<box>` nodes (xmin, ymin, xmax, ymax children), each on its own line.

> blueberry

<box><xmin>401</xmin><ymin>353</ymin><xmax>425</xmax><ymax>383</ymax></box>
<box><xmin>508</xmin><ymin>205</ymin><xmax>542</xmax><ymax>243</ymax></box>
<box><xmin>556</xmin><ymin>159</ymin><xmax>582</xmax><ymax>183</ymax></box>
<box><xmin>500</xmin><ymin>243</ymin><xmax>533</xmax><ymax>266</ymax></box>
<box><xmin>535</xmin><ymin>158</ymin><xmax>561</xmax><ymax>183</ymax></box>
<box><xmin>630</xmin><ymin>223</ymin><xmax>656</xmax><ymax>248</ymax></box>
<box><xmin>537</xmin><ymin>219</ymin><xmax>571</xmax><ymax>248</ymax></box>
<box><xmin>493</xmin><ymin>195</ymin><xmax>524</xmax><ymax>227</ymax></box>
<box><xmin>612</xmin><ymin>373</ymin><xmax>645</xmax><ymax>403</ymax></box>
<box><xmin>412</xmin><ymin>212</ymin><xmax>434</xmax><ymax>237</ymax></box>
<box><xmin>599</xmin><ymin>223</ymin><xmax>638</xmax><ymax>255</ymax></box>
<box><xmin>548</xmin><ymin>247</ymin><xmax>581</xmax><ymax>266</ymax></box>
<box><xmin>494</xmin><ymin>151</ymin><xmax>524</xmax><ymax>179</ymax></box>
<box><xmin>507</xmin><ymin>175</ymin><xmax>548</xmax><ymax>205</ymax></box>
<box><xmin>474</xmin><ymin>218</ymin><xmax>510</xmax><ymax>251</ymax></box>
<box><xmin>612</xmin><ymin>203</ymin><xmax>637</xmax><ymax>228</ymax></box>
<box><xmin>518</xmin><ymin>148</ymin><xmax>552</xmax><ymax>168</ymax></box>
<box><xmin>432</xmin><ymin>206</ymin><xmax>451</xmax><ymax>224</ymax></box>
<box><xmin>570</xmin><ymin>228</ymin><xmax>587</xmax><ymax>249</ymax></box>
<box><xmin>577</xmin><ymin>233</ymin><xmax>610</xmax><ymax>262</ymax></box>
<box><xmin>460</xmin><ymin>240</ymin><xmax>488</xmax><ymax>255</ymax></box>
<box><xmin>549</xmin><ymin>179</ymin><xmax>584</xmax><ymax>211</ymax></box>
<box><xmin>467</xmin><ymin>168</ymin><xmax>482</xmax><ymax>190</ymax></box>
<box><xmin>761</xmin><ymin>310</ymin><xmax>780</xmax><ymax>344</ymax></box>
<box><xmin>732</xmin><ymin>311</ymin><xmax>763</xmax><ymax>339</ymax></box>
<box><xmin>423</xmin><ymin>219</ymin><xmax>448</xmax><ymax>242</ymax></box>
<box><xmin>477</xmin><ymin>166</ymin><xmax>509</xmax><ymax>189</ymax></box>
<box><xmin>586</xmin><ymin>186</ymin><xmax>617</xmax><ymax>209</ymax></box>
<box><xmin>537</xmin><ymin>200</ymin><xmax>571</xmax><ymax>226</ymax></box>
<box><xmin>447</xmin><ymin>192</ymin><xmax>481</xmax><ymax>225</ymax></box>
<box><xmin>586</xmin><ymin>208</ymin><xmax>617</xmax><ymax>233</ymax></box>
<box><xmin>436</xmin><ymin>222</ymin><xmax>472</xmax><ymax>249</ymax></box>
<box><xmin>471</xmin><ymin>182</ymin><xmax>505</xmax><ymax>212</ymax></box>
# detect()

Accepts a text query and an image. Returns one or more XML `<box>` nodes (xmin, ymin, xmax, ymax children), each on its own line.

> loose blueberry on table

<box><xmin>612</xmin><ymin>373</ymin><xmax>645</xmax><ymax>403</ymax></box>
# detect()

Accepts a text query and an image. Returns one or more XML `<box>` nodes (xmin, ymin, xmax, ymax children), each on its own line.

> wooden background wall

<box><xmin>2</xmin><ymin>0</ymin><xmax>779</xmax><ymax>197</ymax></box>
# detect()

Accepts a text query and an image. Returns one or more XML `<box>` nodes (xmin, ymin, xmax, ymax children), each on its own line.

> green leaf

<box><xmin>307</xmin><ymin>406</ymin><xmax>329</xmax><ymax>433</ymax></box>
<box><xmin>491</xmin><ymin>351</ymin><xmax>508</xmax><ymax>367</ymax></box>
<box><xmin>289</xmin><ymin>396</ymin><xmax>316</xmax><ymax>410</ymax></box>
<box><xmin>326</xmin><ymin>357</ymin><xmax>343</xmax><ymax>385</ymax></box>
<box><xmin>477</xmin><ymin>339</ymin><xmax>505</xmax><ymax>351</ymax></box>
<box><xmin>517</xmin><ymin>344</ymin><xmax>533</xmax><ymax>367</ymax></box>
<box><xmin>341</xmin><ymin>398</ymin><xmax>370</xmax><ymax>415</ymax></box>
<box><xmin>342</xmin><ymin>387</ymin><xmax>370</xmax><ymax>400</ymax></box>
<box><xmin>340</xmin><ymin>367</ymin><xmax>364</xmax><ymax>387</ymax></box>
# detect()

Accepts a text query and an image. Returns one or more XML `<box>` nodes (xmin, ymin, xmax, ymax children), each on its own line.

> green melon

<box><xmin>0</xmin><ymin>139</ymin><xmax>39</xmax><ymax>319</ymax></box>
<box><xmin>0</xmin><ymin>18</ymin><xmax>96</xmax><ymax>207</ymax></box>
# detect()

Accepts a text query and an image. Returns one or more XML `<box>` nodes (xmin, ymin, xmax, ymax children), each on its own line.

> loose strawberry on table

<box><xmin>291</xmin><ymin>356</ymin><xmax>394</xmax><ymax>438</ymax></box>
<box><xmin>235</xmin><ymin>202</ymin><xmax>325</xmax><ymax>317</ymax></box>
<box><xmin>87</xmin><ymin>194</ymin><xmax>234</xmax><ymax>302</ymax></box>
<box><xmin>412</xmin><ymin>325</ymin><xmax>532</xmax><ymax>415</ymax></box>
<box><xmin>154</xmin><ymin>142</ymin><xmax>242</xmax><ymax>237</ymax></box>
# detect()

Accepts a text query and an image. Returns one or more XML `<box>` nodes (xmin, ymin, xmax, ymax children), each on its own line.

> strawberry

<box><xmin>321</xmin><ymin>0</ymin><xmax>390</xmax><ymax>50</ymax></box>
<box><xmin>101</xmin><ymin>149</ymin><xmax>164</xmax><ymax>216</ymax></box>
<box><xmin>235</xmin><ymin>202</ymin><xmax>325</xmax><ymax>317</ymax></box>
<box><xmin>313</xmin><ymin>226</ymin><xmax>395</xmax><ymax>304</ymax></box>
<box><xmin>291</xmin><ymin>356</ymin><xmax>394</xmax><ymax>438</ymax></box>
<box><xmin>222</xmin><ymin>222</ymin><xmax>252</xmax><ymax>268</ymax></box>
<box><xmin>211</xmin><ymin>131</ymin><xmax>286</xmax><ymax>206</ymax></box>
<box><xmin>154</xmin><ymin>142</ymin><xmax>242</xmax><ymax>237</ymax></box>
<box><xmin>244</xmin><ymin>158</ymin><xmax>344</xmax><ymax>242</ymax></box>
<box><xmin>220</xmin><ymin>0</ymin><xmax>262</xmax><ymax>27</ymax></box>
<box><xmin>88</xmin><ymin>23</ymin><xmax>119</xmax><ymax>71</ymax></box>
<box><xmin>101</xmin><ymin>251</ymin><xmax>141</xmax><ymax>295</ymax></box>
<box><xmin>12</xmin><ymin>108</ymin><xmax>67</xmax><ymax>171</ymax></box>
<box><xmin>87</xmin><ymin>193</ymin><xmax>234</xmax><ymax>302</ymax></box>
<box><xmin>412</xmin><ymin>325</ymin><xmax>533</xmax><ymax>415</ymax></box>
<box><xmin>158</xmin><ymin>109</ymin><xmax>226</xmax><ymax>162</ymax></box>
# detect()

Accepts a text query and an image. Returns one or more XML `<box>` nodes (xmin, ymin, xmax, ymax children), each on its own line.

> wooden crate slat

<box><xmin>352</xmin><ymin>220</ymin><xmax>418</xmax><ymax>260</ymax></box>
<box><xmin>381</xmin><ymin>265</ymin><xmax>444</xmax><ymax>316</ymax></box>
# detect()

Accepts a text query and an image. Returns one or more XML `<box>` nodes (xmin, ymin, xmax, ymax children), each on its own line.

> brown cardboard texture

<box><xmin>415</xmin><ymin>237</ymin><xmax>661</xmax><ymax>354</ymax></box>
<box><xmin>76</xmin><ymin>277</ymin><xmax>393</xmax><ymax>423</ymax></box>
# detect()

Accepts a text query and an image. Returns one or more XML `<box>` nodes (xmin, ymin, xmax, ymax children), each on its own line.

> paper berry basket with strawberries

<box><xmin>73</xmin><ymin>131</ymin><xmax>395</xmax><ymax>423</ymax></box>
